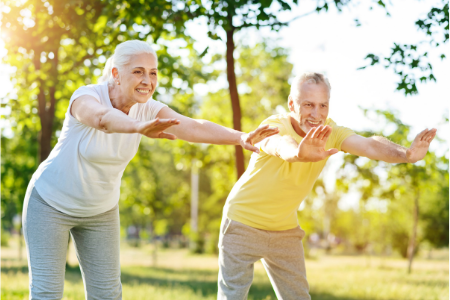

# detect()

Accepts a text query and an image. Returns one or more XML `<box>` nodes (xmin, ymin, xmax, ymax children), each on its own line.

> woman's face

<box><xmin>113</xmin><ymin>52</ymin><xmax>158</xmax><ymax>103</ymax></box>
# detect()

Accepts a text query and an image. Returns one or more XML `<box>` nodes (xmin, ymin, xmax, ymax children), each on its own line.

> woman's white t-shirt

<box><xmin>30</xmin><ymin>81</ymin><xmax>167</xmax><ymax>217</ymax></box>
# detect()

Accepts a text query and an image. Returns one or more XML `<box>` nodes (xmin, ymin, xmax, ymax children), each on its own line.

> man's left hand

<box><xmin>406</xmin><ymin>128</ymin><xmax>437</xmax><ymax>163</ymax></box>
<box><xmin>240</xmin><ymin>125</ymin><xmax>280</xmax><ymax>153</ymax></box>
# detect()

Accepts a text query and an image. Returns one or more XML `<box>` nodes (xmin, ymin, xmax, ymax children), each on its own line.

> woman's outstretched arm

<box><xmin>71</xmin><ymin>95</ymin><xmax>180</xmax><ymax>139</ymax></box>
<box><xmin>157</xmin><ymin>107</ymin><xmax>279</xmax><ymax>153</ymax></box>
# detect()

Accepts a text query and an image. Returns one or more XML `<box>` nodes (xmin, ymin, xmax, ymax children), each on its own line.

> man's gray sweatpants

<box><xmin>218</xmin><ymin>218</ymin><xmax>311</xmax><ymax>300</ymax></box>
<box><xmin>22</xmin><ymin>187</ymin><xmax>122</xmax><ymax>300</ymax></box>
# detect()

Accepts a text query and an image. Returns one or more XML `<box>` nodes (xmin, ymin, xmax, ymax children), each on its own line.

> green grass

<box><xmin>1</xmin><ymin>240</ymin><xmax>448</xmax><ymax>300</ymax></box>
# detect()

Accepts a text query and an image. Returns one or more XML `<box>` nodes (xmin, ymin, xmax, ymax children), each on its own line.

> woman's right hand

<box><xmin>136</xmin><ymin>118</ymin><xmax>180</xmax><ymax>140</ymax></box>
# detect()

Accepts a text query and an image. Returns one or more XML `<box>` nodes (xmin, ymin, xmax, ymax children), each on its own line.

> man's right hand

<box><xmin>295</xmin><ymin>125</ymin><xmax>338</xmax><ymax>162</ymax></box>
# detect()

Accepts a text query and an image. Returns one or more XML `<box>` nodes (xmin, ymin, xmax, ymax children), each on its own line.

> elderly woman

<box><xmin>23</xmin><ymin>40</ymin><xmax>278</xmax><ymax>299</ymax></box>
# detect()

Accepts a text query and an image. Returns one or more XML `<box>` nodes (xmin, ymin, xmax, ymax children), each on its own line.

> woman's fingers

<box><xmin>158</xmin><ymin>132</ymin><xmax>177</xmax><ymax>140</ymax></box>
<box><xmin>147</xmin><ymin>118</ymin><xmax>180</xmax><ymax>131</ymax></box>
<box><xmin>243</xmin><ymin>143</ymin><xmax>260</xmax><ymax>153</ymax></box>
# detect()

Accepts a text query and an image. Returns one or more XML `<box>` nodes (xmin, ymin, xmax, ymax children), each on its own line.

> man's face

<box><xmin>288</xmin><ymin>81</ymin><xmax>330</xmax><ymax>137</ymax></box>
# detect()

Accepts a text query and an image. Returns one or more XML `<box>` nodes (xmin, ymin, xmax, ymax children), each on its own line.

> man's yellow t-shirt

<box><xmin>224</xmin><ymin>113</ymin><xmax>355</xmax><ymax>231</ymax></box>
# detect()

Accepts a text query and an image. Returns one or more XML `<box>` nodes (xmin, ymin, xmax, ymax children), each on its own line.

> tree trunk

<box><xmin>226</xmin><ymin>27</ymin><xmax>245</xmax><ymax>179</ymax></box>
<box><xmin>35</xmin><ymin>48</ymin><xmax>58</xmax><ymax>163</ymax></box>
<box><xmin>407</xmin><ymin>192</ymin><xmax>420</xmax><ymax>273</ymax></box>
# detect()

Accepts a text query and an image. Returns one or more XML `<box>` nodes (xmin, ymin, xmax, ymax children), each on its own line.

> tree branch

<box><xmin>234</xmin><ymin>9</ymin><xmax>317</xmax><ymax>30</ymax></box>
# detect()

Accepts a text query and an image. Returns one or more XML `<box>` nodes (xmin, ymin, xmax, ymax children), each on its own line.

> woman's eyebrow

<box><xmin>132</xmin><ymin>66</ymin><xmax>158</xmax><ymax>71</ymax></box>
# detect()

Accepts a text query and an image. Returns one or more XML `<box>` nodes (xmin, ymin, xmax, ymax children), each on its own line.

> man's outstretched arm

<box><xmin>260</xmin><ymin>125</ymin><xmax>338</xmax><ymax>163</ymax></box>
<box><xmin>341</xmin><ymin>128</ymin><xmax>437</xmax><ymax>163</ymax></box>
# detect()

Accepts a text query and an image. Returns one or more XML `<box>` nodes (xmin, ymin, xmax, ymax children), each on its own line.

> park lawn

<box><xmin>1</xmin><ymin>241</ymin><xmax>448</xmax><ymax>300</ymax></box>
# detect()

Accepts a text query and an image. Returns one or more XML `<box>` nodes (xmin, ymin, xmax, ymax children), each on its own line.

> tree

<box><xmin>0</xmin><ymin>0</ymin><xmax>208</xmax><ymax>231</ymax></box>
<box><xmin>338</xmin><ymin>109</ymin><xmax>448</xmax><ymax>272</ymax></box>
<box><xmin>179</xmin><ymin>0</ymin><xmax>366</xmax><ymax>178</ymax></box>
<box><xmin>190</xmin><ymin>39</ymin><xmax>293</xmax><ymax>252</ymax></box>
<box><xmin>360</xmin><ymin>0</ymin><xmax>448</xmax><ymax>95</ymax></box>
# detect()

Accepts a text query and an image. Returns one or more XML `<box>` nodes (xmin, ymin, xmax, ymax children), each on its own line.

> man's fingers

<box><xmin>325</xmin><ymin>148</ymin><xmax>338</xmax><ymax>156</ymax></box>
<box><xmin>311</xmin><ymin>125</ymin><xmax>324</xmax><ymax>139</ymax></box>
<box><xmin>427</xmin><ymin>131</ymin><xmax>437</xmax><ymax>143</ymax></box>
<box><xmin>304</xmin><ymin>127</ymin><xmax>315</xmax><ymax>139</ymax></box>
<box><xmin>422</xmin><ymin>128</ymin><xmax>437</xmax><ymax>142</ymax></box>
<box><xmin>322</xmin><ymin>126</ymin><xmax>333</xmax><ymax>140</ymax></box>
<box><xmin>416</xmin><ymin>128</ymin><xmax>430</xmax><ymax>140</ymax></box>
<box><xmin>316</xmin><ymin>125</ymin><xmax>331</xmax><ymax>140</ymax></box>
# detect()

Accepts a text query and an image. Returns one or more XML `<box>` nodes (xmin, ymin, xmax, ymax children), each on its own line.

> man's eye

<box><xmin>134</xmin><ymin>71</ymin><xmax>142</xmax><ymax>74</ymax></box>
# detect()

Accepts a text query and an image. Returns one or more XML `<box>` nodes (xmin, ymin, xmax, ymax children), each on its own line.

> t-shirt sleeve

<box><xmin>258</xmin><ymin>116</ymin><xmax>288</xmax><ymax>154</ymax></box>
<box><xmin>70</xmin><ymin>86</ymin><xmax>101</xmax><ymax>104</ymax></box>
<box><xmin>143</xmin><ymin>99</ymin><xmax>168</xmax><ymax>121</ymax></box>
<box><xmin>260</xmin><ymin>117</ymin><xmax>288</xmax><ymax>136</ymax></box>
<box><xmin>331</xmin><ymin>125</ymin><xmax>356</xmax><ymax>151</ymax></box>
<box><xmin>67</xmin><ymin>86</ymin><xmax>101</xmax><ymax>121</ymax></box>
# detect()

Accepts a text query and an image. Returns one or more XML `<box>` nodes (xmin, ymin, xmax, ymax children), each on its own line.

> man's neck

<box><xmin>289</xmin><ymin>115</ymin><xmax>306</xmax><ymax>137</ymax></box>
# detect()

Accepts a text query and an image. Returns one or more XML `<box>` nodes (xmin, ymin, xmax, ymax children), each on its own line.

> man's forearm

<box><xmin>368</xmin><ymin>136</ymin><xmax>408</xmax><ymax>163</ymax></box>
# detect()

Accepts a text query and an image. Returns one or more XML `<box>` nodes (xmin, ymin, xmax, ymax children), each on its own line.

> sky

<box><xmin>0</xmin><ymin>0</ymin><xmax>448</xmax><ymax>210</ymax></box>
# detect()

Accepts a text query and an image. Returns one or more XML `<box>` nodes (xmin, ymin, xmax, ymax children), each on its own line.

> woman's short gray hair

<box><xmin>290</xmin><ymin>72</ymin><xmax>331</xmax><ymax>99</ymax></box>
<box><xmin>98</xmin><ymin>40</ymin><xmax>157</xmax><ymax>84</ymax></box>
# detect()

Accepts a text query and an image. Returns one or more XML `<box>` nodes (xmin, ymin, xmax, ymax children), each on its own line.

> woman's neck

<box><xmin>108</xmin><ymin>84</ymin><xmax>136</xmax><ymax>115</ymax></box>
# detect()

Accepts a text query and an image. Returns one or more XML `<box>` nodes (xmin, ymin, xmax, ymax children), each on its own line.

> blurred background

<box><xmin>1</xmin><ymin>0</ymin><xmax>448</xmax><ymax>299</ymax></box>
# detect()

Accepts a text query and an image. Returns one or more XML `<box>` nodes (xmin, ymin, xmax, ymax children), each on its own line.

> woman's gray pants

<box><xmin>22</xmin><ymin>187</ymin><xmax>122</xmax><ymax>300</ymax></box>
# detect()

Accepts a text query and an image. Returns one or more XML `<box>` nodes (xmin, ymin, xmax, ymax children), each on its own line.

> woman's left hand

<box><xmin>240</xmin><ymin>125</ymin><xmax>279</xmax><ymax>153</ymax></box>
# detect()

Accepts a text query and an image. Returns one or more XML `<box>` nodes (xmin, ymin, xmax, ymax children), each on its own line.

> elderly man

<box><xmin>217</xmin><ymin>72</ymin><xmax>437</xmax><ymax>300</ymax></box>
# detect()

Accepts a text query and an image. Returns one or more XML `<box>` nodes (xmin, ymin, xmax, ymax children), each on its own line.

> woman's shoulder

<box><xmin>71</xmin><ymin>81</ymin><xmax>108</xmax><ymax>103</ymax></box>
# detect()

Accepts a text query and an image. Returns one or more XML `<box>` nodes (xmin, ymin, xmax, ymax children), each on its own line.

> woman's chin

<box><xmin>134</xmin><ymin>93</ymin><xmax>153</xmax><ymax>102</ymax></box>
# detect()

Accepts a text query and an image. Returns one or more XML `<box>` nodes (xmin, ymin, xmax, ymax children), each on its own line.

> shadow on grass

<box><xmin>0</xmin><ymin>264</ymin><xmax>391</xmax><ymax>300</ymax></box>
<box><xmin>120</xmin><ymin>266</ymin><xmax>278</xmax><ymax>298</ymax></box>
<box><xmin>1</xmin><ymin>263</ymin><xmax>83</xmax><ymax>283</ymax></box>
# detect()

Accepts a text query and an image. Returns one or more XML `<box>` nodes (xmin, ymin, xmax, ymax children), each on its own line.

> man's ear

<box><xmin>288</xmin><ymin>95</ymin><xmax>295</xmax><ymax>112</ymax></box>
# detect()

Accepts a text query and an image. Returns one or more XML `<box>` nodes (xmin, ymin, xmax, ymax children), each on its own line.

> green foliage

<box><xmin>1</xmin><ymin>0</ymin><xmax>208</xmax><ymax>230</ymax></box>
<box><xmin>335</xmin><ymin>109</ymin><xmax>449</xmax><ymax>256</ymax></box>
<box><xmin>360</xmin><ymin>0</ymin><xmax>448</xmax><ymax>95</ymax></box>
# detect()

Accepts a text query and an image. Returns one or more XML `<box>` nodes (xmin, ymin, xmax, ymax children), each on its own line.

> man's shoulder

<box><xmin>261</xmin><ymin>113</ymin><xmax>290</xmax><ymax>126</ymax></box>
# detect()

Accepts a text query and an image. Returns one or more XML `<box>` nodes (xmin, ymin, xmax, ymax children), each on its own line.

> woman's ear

<box><xmin>112</xmin><ymin>67</ymin><xmax>119</xmax><ymax>81</ymax></box>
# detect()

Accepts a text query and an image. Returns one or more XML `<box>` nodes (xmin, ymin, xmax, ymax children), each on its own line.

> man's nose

<box><xmin>311</xmin><ymin>107</ymin><xmax>319</xmax><ymax>118</ymax></box>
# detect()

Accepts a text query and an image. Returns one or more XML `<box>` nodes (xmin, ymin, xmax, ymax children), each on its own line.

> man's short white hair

<box><xmin>290</xmin><ymin>72</ymin><xmax>331</xmax><ymax>99</ymax></box>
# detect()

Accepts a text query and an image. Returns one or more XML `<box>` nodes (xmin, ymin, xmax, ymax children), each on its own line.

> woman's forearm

<box><xmin>98</xmin><ymin>108</ymin><xmax>141</xmax><ymax>134</ymax></box>
<box><xmin>178</xmin><ymin>119</ymin><xmax>242</xmax><ymax>145</ymax></box>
